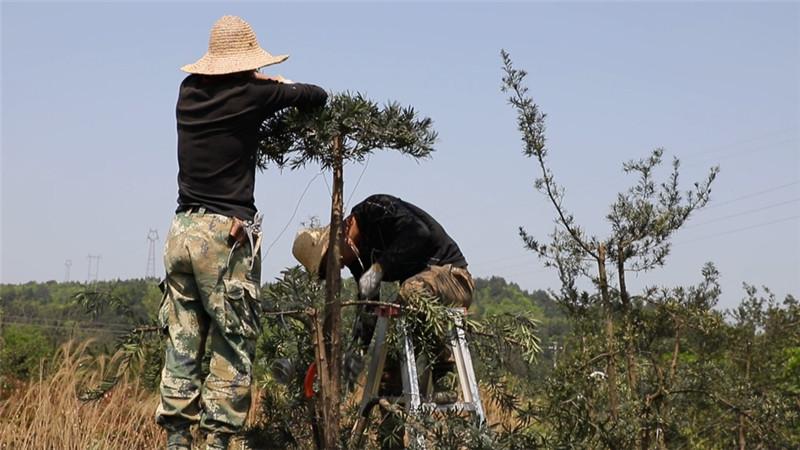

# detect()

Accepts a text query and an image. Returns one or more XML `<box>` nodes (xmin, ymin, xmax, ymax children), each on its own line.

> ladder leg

<box><xmin>349</xmin><ymin>315</ymin><xmax>391</xmax><ymax>448</ymax></box>
<box><xmin>449</xmin><ymin>309</ymin><xmax>486</xmax><ymax>426</ymax></box>
<box><xmin>399</xmin><ymin>316</ymin><xmax>426</xmax><ymax>449</ymax></box>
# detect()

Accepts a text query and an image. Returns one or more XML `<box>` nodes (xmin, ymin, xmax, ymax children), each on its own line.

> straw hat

<box><xmin>181</xmin><ymin>15</ymin><xmax>289</xmax><ymax>75</ymax></box>
<box><xmin>292</xmin><ymin>226</ymin><xmax>330</xmax><ymax>276</ymax></box>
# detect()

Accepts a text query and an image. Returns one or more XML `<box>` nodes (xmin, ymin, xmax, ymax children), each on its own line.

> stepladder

<box><xmin>348</xmin><ymin>306</ymin><xmax>485</xmax><ymax>449</ymax></box>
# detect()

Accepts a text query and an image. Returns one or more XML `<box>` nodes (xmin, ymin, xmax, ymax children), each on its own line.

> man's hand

<box><xmin>359</xmin><ymin>263</ymin><xmax>383</xmax><ymax>299</ymax></box>
<box><xmin>254</xmin><ymin>72</ymin><xmax>294</xmax><ymax>84</ymax></box>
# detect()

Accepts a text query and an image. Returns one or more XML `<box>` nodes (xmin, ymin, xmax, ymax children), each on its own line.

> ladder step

<box><xmin>419</xmin><ymin>402</ymin><xmax>480</xmax><ymax>412</ymax></box>
<box><xmin>349</xmin><ymin>307</ymin><xmax>485</xmax><ymax>450</ymax></box>
<box><xmin>367</xmin><ymin>399</ymin><xmax>480</xmax><ymax>412</ymax></box>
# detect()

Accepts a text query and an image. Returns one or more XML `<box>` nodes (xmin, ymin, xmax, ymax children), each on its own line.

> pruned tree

<box><xmin>258</xmin><ymin>92</ymin><xmax>436</xmax><ymax>449</ymax></box>
<box><xmin>253</xmin><ymin>267</ymin><xmax>543</xmax><ymax>449</ymax></box>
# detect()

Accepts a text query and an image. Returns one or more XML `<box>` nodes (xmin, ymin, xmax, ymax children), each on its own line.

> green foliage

<box><xmin>472</xmin><ymin>276</ymin><xmax>545</xmax><ymax>318</ymax></box>
<box><xmin>249</xmin><ymin>266</ymin><xmax>323</xmax><ymax>447</ymax></box>
<box><xmin>501</xmin><ymin>49</ymin><xmax>798</xmax><ymax>449</ymax></box>
<box><xmin>77</xmin><ymin>326</ymin><xmax>164</xmax><ymax>401</ymax></box>
<box><xmin>258</xmin><ymin>92</ymin><xmax>437</xmax><ymax>170</ymax></box>
<box><xmin>249</xmin><ymin>267</ymin><xmax>545</xmax><ymax>449</ymax></box>
<box><xmin>1</xmin><ymin>279</ymin><xmax>162</xmax><ymax>346</ymax></box>
<box><xmin>0</xmin><ymin>324</ymin><xmax>54</xmax><ymax>380</ymax></box>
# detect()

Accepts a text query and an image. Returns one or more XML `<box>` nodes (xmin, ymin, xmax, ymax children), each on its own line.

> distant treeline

<box><xmin>0</xmin><ymin>274</ymin><xmax>566</xmax><ymax>381</ymax></box>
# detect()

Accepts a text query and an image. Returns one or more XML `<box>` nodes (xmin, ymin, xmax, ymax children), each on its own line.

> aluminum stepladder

<box><xmin>348</xmin><ymin>306</ymin><xmax>486</xmax><ymax>449</ymax></box>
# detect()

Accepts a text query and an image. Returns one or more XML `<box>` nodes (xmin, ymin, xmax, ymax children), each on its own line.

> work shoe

<box><xmin>205</xmin><ymin>432</ymin><xmax>232</xmax><ymax>450</ymax></box>
<box><xmin>166</xmin><ymin>428</ymin><xmax>193</xmax><ymax>450</ymax></box>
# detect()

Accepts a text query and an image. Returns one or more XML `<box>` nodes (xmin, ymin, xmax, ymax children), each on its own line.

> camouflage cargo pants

<box><xmin>380</xmin><ymin>264</ymin><xmax>475</xmax><ymax>394</ymax></box>
<box><xmin>156</xmin><ymin>209</ymin><xmax>262</xmax><ymax>438</ymax></box>
<box><xmin>379</xmin><ymin>264</ymin><xmax>475</xmax><ymax>449</ymax></box>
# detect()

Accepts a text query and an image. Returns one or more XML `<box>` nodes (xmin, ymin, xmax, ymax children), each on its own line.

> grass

<box><xmin>0</xmin><ymin>341</ymin><xmax>514</xmax><ymax>449</ymax></box>
<box><xmin>0</xmin><ymin>341</ymin><xmax>163</xmax><ymax>450</ymax></box>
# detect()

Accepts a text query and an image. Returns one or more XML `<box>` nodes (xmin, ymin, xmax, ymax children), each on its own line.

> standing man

<box><xmin>292</xmin><ymin>193</ymin><xmax>474</xmax><ymax>449</ymax></box>
<box><xmin>157</xmin><ymin>15</ymin><xmax>327</xmax><ymax>450</ymax></box>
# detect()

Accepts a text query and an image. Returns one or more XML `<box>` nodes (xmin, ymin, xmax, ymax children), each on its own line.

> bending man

<box><xmin>293</xmin><ymin>193</ymin><xmax>474</xmax><ymax>449</ymax></box>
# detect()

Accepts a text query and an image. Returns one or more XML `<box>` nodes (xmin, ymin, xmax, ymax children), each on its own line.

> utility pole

<box><xmin>64</xmin><ymin>259</ymin><xmax>72</xmax><ymax>282</ymax></box>
<box><xmin>146</xmin><ymin>229</ymin><xmax>160</xmax><ymax>279</ymax></box>
<box><xmin>87</xmin><ymin>254</ymin><xmax>101</xmax><ymax>284</ymax></box>
<box><xmin>548</xmin><ymin>341</ymin><xmax>562</xmax><ymax>368</ymax></box>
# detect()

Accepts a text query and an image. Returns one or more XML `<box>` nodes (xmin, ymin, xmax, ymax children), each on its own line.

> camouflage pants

<box><xmin>398</xmin><ymin>264</ymin><xmax>474</xmax><ymax>310</ymax></box>
<box><xmin>379</xmin><ymin>264</ymin><xmax>474</xmax><ymax>449</ymax></box>
<box><xmin>380</xmin><ymin>264</ymin><xmax>475</xmax><ymax>394</ymax></box>
<box><xmin>155</xmin><ymin>210</ymin><xmax>262</xmax><ymax>437</ymax></box>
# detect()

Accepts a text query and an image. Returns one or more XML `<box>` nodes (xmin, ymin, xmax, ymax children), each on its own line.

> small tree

<box><xmin>259</xmin><ymin>92</ymin><xmax>436</xmax><ymax>449</ymax></box>
<box><xmin>255</xmin><ymin>268</ymin><xmax>543</xmax><ymax>449</ymax></box>
<box><xmin>501</xmin><ymin>50</ymin><xmax>721</xmax><ymax>447</ymax></box>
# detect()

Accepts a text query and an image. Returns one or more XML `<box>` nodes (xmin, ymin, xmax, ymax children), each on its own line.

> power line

<box><xmin>703</xmin><ymin>180</ymin><xmax>799</xmax><ymax>210</ymax></box>
<box><xmin>682</xmin><ymin>128</ymin><xmax>796</xmax><ymax>160</ymax></box>
<box><xmin>478</xmin><ymin>180</ymin><xmax>800</xmax><ymax>268</ymax></box>
<box><xmin>682</xmin><ymin>135</ymin><xmax>797</xmax><ymax>167</ymax></box>
<box><xmin>562</xmin><ymin>131</ymin><xmax>798</xmax><ymax>192</ymax></box>
<box><xmin>675</xmin><ymin>215</ymin><xmax>800</xmax><ymax>246</ymax></box>
<box><xmin>685</xmin><ymin>198</ymin><xmax>800</xmax><ymax>229</ymax></box>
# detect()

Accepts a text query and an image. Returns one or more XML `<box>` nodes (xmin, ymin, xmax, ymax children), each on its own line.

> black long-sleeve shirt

<box><xmin>176</xmin><ymin>74</ymin><xmax>327</xmax><ymax>220</ymax></box>
<box><xmin>347</xmin><ymin>194</ymin><xmax>467</xmax><ymax>282</ymax></box>
<box><xmin>346</xmin><ymin>194</ymin><xmax>468</xmax><ymax>349</ymax></box>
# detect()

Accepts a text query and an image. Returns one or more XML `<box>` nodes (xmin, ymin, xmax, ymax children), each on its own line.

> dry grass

<box><xmin>0</xmin><ymin>341</ymin><xmax>516</xmax><ymax>450</ymax></box>
<box><xmin>0</xmin><ymin>341</ymin><xmax>163</xmax><ymax>450</ymax></box>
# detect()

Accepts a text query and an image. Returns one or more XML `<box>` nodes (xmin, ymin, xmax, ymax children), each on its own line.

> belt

<box><xmin>178</xmin><ymin>206</ymin><xmax>207</xmax><ymax>215</ymax></box>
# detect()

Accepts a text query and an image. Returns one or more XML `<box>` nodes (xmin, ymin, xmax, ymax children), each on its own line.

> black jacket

<box><xmin>347</xmin><ymin>194</ymin><xmax>467</xmax><ymax>282</ymax></box>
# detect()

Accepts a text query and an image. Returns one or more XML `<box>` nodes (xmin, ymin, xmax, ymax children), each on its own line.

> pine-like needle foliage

<box><xmin>258</xmin><ymin>92</ymin><xmax>437</xmax><ymax>170</ymax></box>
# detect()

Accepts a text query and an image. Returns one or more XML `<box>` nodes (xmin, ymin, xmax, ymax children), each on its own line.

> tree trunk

<box><xmin>311</xmin><ymin>311</ymin><xmax>329</xmax><ymax>449</ymax></box>
<box><xmin>597</xmin><ymin>243</ymin><xmax>619</xmax><ymax>421</ymax></box>
<box><xmin>738</xmin><ymin>344</ymin><xmax>751</xmax><ymax>450</ymax></box>
<box><xmin>320</xmin><ymin>135</ymin><xmax>345</xmax><ymax>449</ymax></box>
<box><xmin>616</xmin><ymin>245</ymin><xmax>638</xmax><ymax>391</ymax></box>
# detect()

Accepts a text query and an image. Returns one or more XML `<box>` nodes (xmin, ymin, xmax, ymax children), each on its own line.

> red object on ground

<box><xmin>304</xmin><ymin>362</ymin><xmax>317</xmax><ymax>398</ymax></box>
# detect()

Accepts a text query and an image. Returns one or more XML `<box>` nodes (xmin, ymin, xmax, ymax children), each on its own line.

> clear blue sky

<box><xmin>2</xmin><ymin>2</ymin><xmax>798</xmax><ymax>309</ymax></box>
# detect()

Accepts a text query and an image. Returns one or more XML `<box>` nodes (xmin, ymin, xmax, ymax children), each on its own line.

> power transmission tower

<box><xmin>65</xmin><ymin>259</ymin><xmax>72</xmax><ymax>282</ymax></box>
<box><xmin>146</xmin><ymin>229</ymin><xmax>160</xmax><ymax>279</ymax></box>
<box><xmin>87</xmin><ymin>254</ymin><xmax>101</xmax><ymax>284</ymax></box>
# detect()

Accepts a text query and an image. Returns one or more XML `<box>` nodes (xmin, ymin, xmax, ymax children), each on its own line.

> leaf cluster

<box><xmin>258</xmin><ymin>92</ymin><xmax>437</xmax><ymax>170</ymax></box>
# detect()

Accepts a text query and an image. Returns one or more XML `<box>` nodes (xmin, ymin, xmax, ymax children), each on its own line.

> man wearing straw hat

<box><xmin>157</xmin><ymin>15</ymin><xmax>327</xmax><ymax>450</ymax></box>
<box><xmin>293</xmin><ymin>193</ymin><xmax>474</xmax><ymax>449</ymax></box>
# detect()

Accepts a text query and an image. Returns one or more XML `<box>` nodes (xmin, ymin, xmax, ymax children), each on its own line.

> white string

<box><xmin>345</xmin><ymin>155</ymin><xmax>371</xmax><ymax>211</ymax></box>
<box><xmin>322</xmin><ymin>172</ymin><xmax>332</xmax><ymax>197</ymax></box>
<box><xmin>263</xmin><ymin>172</ymin><xmax>323</xmax><ymax>259</ymax></box>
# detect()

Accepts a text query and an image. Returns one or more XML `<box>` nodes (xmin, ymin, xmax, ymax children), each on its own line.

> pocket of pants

<box><xmin>222</xmin><ymin>278</ymin><xmax>262</xmax><ymax>337</ymax></box>
<box><xmin>157</xmin><ymin>279</ymin><xmax>170</xmax><ymax>334</ymax></box>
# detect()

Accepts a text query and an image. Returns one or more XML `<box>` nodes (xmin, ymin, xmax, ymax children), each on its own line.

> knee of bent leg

<box><xmin>399</xmin><ymin>278</ymin><xmax>435</xmax><ymax>305</ymax></box>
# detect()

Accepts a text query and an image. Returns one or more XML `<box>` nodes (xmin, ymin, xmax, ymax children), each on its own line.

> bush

<box><xmin>1</xmin><ymin>324</ymin><xmax>54</xmax><ymax>380</ymax></box>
